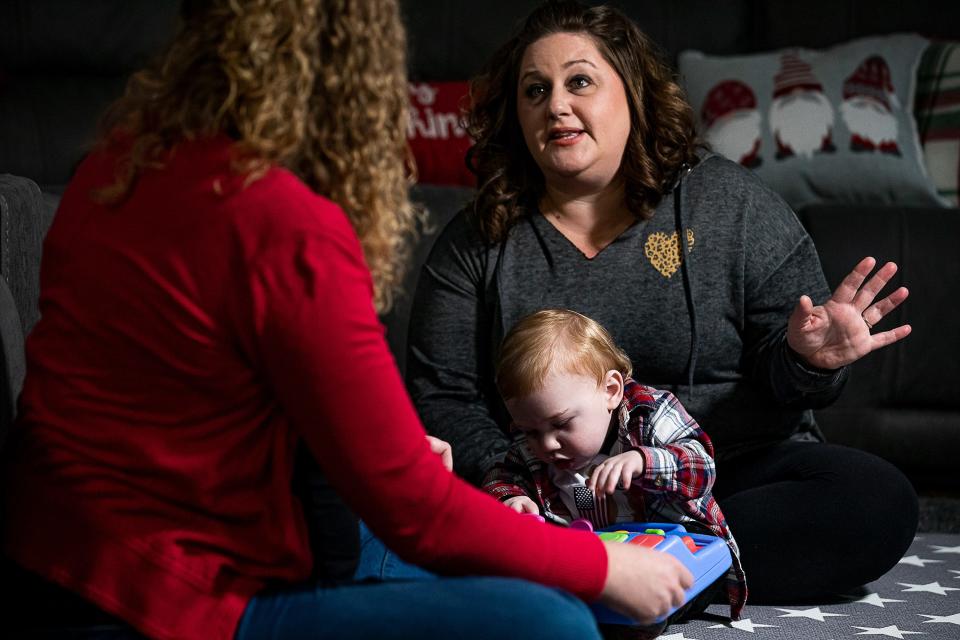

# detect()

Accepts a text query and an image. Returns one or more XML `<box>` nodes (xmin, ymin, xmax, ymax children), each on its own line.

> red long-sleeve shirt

<box><xmin>3</xmin><ymin>136</ymin><xmax>607</xmax><ymax>640</ymax></box>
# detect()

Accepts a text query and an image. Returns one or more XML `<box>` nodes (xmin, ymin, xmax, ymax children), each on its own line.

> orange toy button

<box><xmin>680</xmin><ymin>535</ymin><xmax>699</xmax><ymax>553</ymax></box>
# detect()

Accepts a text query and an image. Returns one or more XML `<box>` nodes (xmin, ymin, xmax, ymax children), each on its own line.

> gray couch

<box><xmin>3</xmin><ymin>0</ymin><xmax>960</xmax><ymax>525</ymax></box>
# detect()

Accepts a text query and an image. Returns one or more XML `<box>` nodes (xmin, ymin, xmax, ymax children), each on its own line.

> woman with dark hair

<box><xmin>408</xmin><ymin>0</ymin><xmax>918</xmax><ymax>604</ymax></box>
<box><xmin>1</xmin><ymin>1</ymin><xmax>695</xmax><ymax>638</ymax></box>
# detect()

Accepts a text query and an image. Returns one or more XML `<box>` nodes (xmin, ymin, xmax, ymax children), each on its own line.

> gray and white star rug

<box><xmin>667</xmin><ymin>533</ymin><xmax>960</xmax><ymax>640</ymax></box>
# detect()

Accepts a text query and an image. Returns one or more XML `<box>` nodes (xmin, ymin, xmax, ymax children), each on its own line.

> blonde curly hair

<box><xmin>97</xmin><ymin>0</ymin><xmax>419</xmax><ymax>312</ymax></box>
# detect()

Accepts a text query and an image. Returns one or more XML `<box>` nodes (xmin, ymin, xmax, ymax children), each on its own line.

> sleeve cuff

<box><xmin>782</xmin><ymin>335</ymin><xmax>847</xmax><ymax>389</ymax></box>
<box><xmin>638</xmin><ymin>447</ymin><xmax>673</xmax><ymax>490</ymax></box>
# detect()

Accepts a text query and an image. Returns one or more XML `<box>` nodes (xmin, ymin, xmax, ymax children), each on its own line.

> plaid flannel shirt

<box><xmin>483</xmin><ymin>378</ymin><xmax>747</xmax><ymax>619</ymax></box>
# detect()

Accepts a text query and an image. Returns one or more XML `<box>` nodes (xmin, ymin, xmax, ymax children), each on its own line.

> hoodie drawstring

<box><xmin>673</xmin><ymin>169</ymin><xmax>698</xmax><ymax>400</ymax></box>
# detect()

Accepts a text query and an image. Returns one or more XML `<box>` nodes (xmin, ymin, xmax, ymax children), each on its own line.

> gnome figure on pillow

<box><xmin>840</xmin><ymin>55</ymin><xmax>902</xmax><ymax>156</ymax></box>
<box><xmin>701</xmin><ymin>80</ymin><xmax>763</xmax><ymax>168</ymax></box>
<box><xmin>768</xmin><ymin>52</ymin><xmax>837</xmax><ymax>160</ymax></box>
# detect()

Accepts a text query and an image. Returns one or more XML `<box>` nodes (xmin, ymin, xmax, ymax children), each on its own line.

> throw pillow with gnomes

<box><xmin>679</xmin><ymin>34</ymin><xmax>947</xmax><ymax>209</ymax></box>
<box><xmin>841</xmin><ymin>55</ymin><xmax>902</xmax><ymax>155</ymax></box>
<box><xmin>769</xmin><ymin>53</ymin><xmax>837</xmax><ymax>159</ymax></box>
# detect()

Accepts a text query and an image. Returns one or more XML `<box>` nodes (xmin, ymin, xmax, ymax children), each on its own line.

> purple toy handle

<box><xmin>520</xmin><ymin>513</ymin><xmax>594</xmax><ymax>530</ymax></box>
<box><xmin>570</xmin><ymin>518</ymin><xmax>594</xmax><ymax>532</ymax></box>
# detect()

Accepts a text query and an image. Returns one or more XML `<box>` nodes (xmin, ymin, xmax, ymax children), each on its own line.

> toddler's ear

<box><xmin>604</xmin><ymin>370</ymin><xmax>624</xmax><ymax>410</ymax></box>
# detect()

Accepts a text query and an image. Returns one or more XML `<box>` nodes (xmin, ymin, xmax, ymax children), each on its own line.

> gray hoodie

<box><xmin>406</xmin><ymin>153</ymin><xmax>848</xmax><ymax>485</ymax></box>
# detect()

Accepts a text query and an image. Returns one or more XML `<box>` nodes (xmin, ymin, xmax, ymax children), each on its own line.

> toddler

<box><xmin>484</xmin><ymin>309</ymin><xmax>747</xmax><ymax>619</ymax></box>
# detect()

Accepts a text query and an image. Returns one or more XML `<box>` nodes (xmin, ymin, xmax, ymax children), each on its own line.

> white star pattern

<box><xmin>848</xmin><ymin>592</ymin><xmax>908</xmax><ymax>607</ymax></box>
<box><xmin>918</xmin><ymin>612</ymin><xmax>960</xmax><ymax>625</ymax></box>
<box><xmin>852</xmin><ymin>625</ymin><xmax>925</xmax><ymax>638</ymax></box>
<box><xmin>775</xmin><ymin>607</ymin><xmax>848</xmax><ymax>621</ymax></box>
<box><xmin>930</xmin><ymin>545</ymin><xmax>960</xmax><ymax>554</ymax></box>
<box><xmin>898</xmin><ymin>555</ymin><xmax>944</xmax><ymax>567</ymax></box>
<box><xmin>612</xmin><ymin>532</ymin><xmax>960</xmax><ymax>638</ymax></box>
<box><xmin>899</xmin><ymin>581</ymin><xmax>960</xmax><ymax>596</ymax></box>
<box><xmin>707</xmin><ymin>619</ymin><xmax>777</xmax><ymax>633</ymax></box>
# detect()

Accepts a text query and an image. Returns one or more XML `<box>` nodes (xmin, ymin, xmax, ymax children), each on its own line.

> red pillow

<box><xmin>408</xmin><ymin>81</ymin><xmax>475</xmax><ymax>186</ymax></box>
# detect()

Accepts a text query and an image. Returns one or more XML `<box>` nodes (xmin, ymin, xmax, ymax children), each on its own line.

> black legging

<box><xmin>713</xmin><ymin>440</ymin><xmax>918</xmax><ymax>603</ymax></box>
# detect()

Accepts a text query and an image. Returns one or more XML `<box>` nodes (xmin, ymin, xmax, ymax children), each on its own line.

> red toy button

<box><xmin>628</xmin><ymin>534</ymin><xmax>664</xmax><ymax>549</ymax></box>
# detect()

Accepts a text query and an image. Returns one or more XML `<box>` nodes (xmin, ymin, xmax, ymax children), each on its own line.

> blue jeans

<box><xmin>235</xmin><ymin>576</ymin><xmax>601</xmax><ymax>640</ymax></box>
<box><xmin>236</xmin><ymin>521</ymin><xmax>602</xmax><ymax>639</ymax></box>
<box><xmin>353</xmin><ymin>520</ymin><xmax>436</xmax><ymax>581</ymax></box>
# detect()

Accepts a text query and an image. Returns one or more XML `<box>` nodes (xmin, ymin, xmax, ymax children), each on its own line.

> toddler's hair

<box><xmin>496</xmin><ymin>309</ymin><xmax>632</xmax><ymax>400</ymax></box>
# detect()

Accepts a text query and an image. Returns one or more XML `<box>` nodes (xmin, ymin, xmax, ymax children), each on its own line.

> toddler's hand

<box><xmin>588</xmin><ymin>451</ymin><xmax>645</xmax><ymax>495</ymax></box>
<box><xmin>503</xmin><ymin>496</ymin><xmax>540</xmax><ymax>515</ymax></box>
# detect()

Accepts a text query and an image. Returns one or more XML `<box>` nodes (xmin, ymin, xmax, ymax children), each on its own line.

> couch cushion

<box><xmin>679</xmin><ymin>34</ymin><xmax>945</xmax><ymax>210</ymax></box>
<box><xmin>798</xmin><ymin>203</ymin><xmax>960</xmax><ymax>409</ymax></box>
<box><xmin>0</xmin><ymin>174</ymin><xmax>49</xmax><ymax>334</ymax></box>
<box><xmin>801</xmin><ymin>202</ymin><xmax>960</xmax><ymax>487</ymax></box>
<box><xmin>813</xmin><ymin>406</ymin><xmax>960</xmax><ymax>487</ymax></box>
<box><xmin>0</xmin><ymin>275</ymin><xmax>24</xmax><ymax>451</ymax></box>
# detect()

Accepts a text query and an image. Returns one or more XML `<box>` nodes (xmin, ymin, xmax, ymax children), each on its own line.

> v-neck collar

<box><xmin>530</xmin><ymin>207</ymin><xmax>643</xmax><ymax>261</ymax></box>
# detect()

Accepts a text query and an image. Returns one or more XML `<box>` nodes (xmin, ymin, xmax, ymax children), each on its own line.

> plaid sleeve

<box><xmin>481</xmin><ymin>432</ymin><xmax>539</xmax><ymax>502</ymax></box>
<box><xmin>634</xmin><ymin>390</ymin><xmax>716</xmax><ymax>499</ymax></box>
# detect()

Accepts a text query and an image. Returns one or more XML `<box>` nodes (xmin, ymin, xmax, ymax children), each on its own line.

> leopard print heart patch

<box><xmin>644</xmin><ymin>229</ymin><xmax>695</xmax><ymax>278</ymax></box>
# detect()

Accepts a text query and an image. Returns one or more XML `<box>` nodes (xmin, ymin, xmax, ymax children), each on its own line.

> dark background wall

<box><xmin>402</xmin><ymin>0</ymin><xmax>960</xmax><ymax>79</ymax></box>
<box><xmin>3</xmin><ymin>1</ymin><xmax>960</xmax><ymax>189</ymax></box>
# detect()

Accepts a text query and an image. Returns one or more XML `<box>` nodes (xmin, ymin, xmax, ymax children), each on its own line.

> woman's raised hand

<box><xmin>786</xmin><ymin>257</ymin><xmax>911</xmax><ymax>371</ymax></box>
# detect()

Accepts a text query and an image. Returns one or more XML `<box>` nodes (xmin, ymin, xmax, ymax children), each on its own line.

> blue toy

<box><xmin>583</xmin><ymin>521</ymin><xmax>731</xmax><ymax>625</ymax></box>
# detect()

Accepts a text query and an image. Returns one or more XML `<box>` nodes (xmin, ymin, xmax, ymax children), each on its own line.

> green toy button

<box><xmin>598</xmin><ymin>532</ymin><xmax>629</xmax><ymax>543</ymax></box>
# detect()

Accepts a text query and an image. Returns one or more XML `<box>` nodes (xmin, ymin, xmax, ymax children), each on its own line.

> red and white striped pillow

<box><xmin>915</xmin><ymin>41</ymin><xmax>960</xmax><ymax>206</ymax></box>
